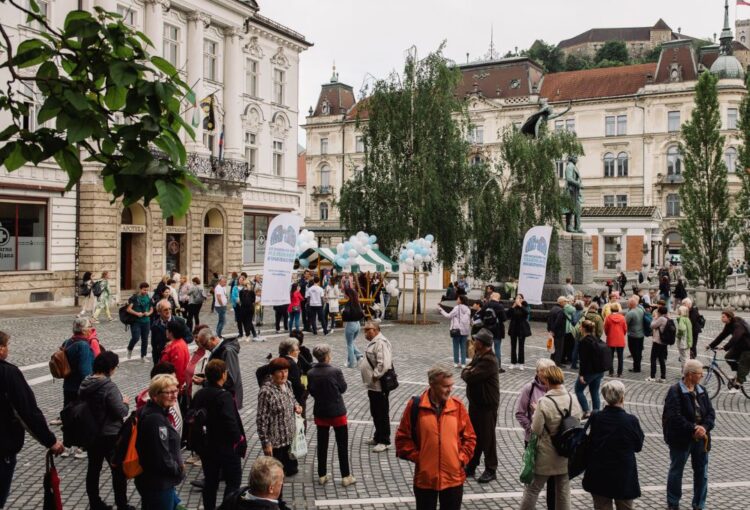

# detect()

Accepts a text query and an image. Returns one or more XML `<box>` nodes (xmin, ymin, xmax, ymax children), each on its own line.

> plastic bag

<box><xmin>546</xmin><ymin>335</ymin><xmax>555</xmax><ymax>354</ymax></box>
<box><xmin>519</xmin><ymin>433</ymin><xmax>538</xmax><ymax>484</ymax></box>
<box><xmin>289</xmin><ymin>414</ymin><xmax>307</xmax><ymax>460</ymax></box>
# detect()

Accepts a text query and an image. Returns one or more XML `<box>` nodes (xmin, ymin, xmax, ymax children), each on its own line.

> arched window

<box><xmin>617</xmin><ymin>152</ymin><xmax>628</xmax><ymax>177</ymax></box>
<box><xmin>667</xmin><ymin>146</ymin><xmax>682</xmax><ymax>175</ymax></box>
<box><xmin>603</xmin><ymin>152</ymin><xmax>615</xmax><ymax>177</ymax></box>
<box><xmin>319</xmin><ymin>202</ymin><xmax>329</xmax><ymax>220</ymax></box>
<box><xmin>320</xmin><ymin>165</ymin><xmax>331</xmax><ymax>187</ymax></box>
<box><xmin>725</xmin><ymin>147</ymin><xmax>737</xmax><ymax>173</ymax></box>
<box><xmin>666</xmin><ymin>194</ymin><xmax>681</xmax><ymax>217</ymax></box>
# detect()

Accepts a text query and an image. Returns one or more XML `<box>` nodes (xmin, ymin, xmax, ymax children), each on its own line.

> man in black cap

<box><xmin>460</xmin><ymin>328</ymin><xmax>499</xmax><ymax>483</ymax></box>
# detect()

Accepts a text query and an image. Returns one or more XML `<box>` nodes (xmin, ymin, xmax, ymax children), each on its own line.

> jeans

<box><xmin>288</xmin><ymin>310</ymin><xmax>301</xmax><ymax>331</ymax></box>
<box><xmin>201</xmin><ymin>450</ymin><xmax>242</xmax><ymax>510</ymax></box>
<box><xmin>317</xmin><ymin>424</ymin><xmax>350</xmax><ymax>477</ymax></box>
<box><xmin>414</xmin><ymin>484</ymin><xmax>463</xmax><ymax>510</ymax></box>
<box><xmin>627</xmin><ymin>336</ymin><xmax>644</xmax><ymax>372</ymax></box>
<box><xmin>510</xmin><ymin>335</ymin><xmax>526</xmax><ymax>365</ymax></box>
<box><xmin>128</xmin><ymin>321</ymin><xmax>150</xmax><ymax>357</ymax></box>
<box><xmin>650</xmin><ymin>343</ymin><xmax>668</xmax><ymax>379</ymax></box>
<box><xmin>0</xmin><ymin>454</ymin><xmax>17</xmax><ymax>508</ymax></box>
<box><xmin>667</xmin><ymin>441</ymin><xmax>709</xmax><ymax>509</ymax></box>
<box><xmin>344</xmin><ymin>321</ymin><xmax>362</xmax><ymax>368</ymax></box>
<box><xmin>368</xmin><ymin>390</ymin><xmax>390</xmax><ymax>445</ymax></box>
<box><xmin>520</xmin><ymin>473</ymin><xmax>570</xmax><ymax>510</ymax></box>
<box><xmin>493</xmin><ymin>337</ymin><xmax>502</xmax><ymax>366</ymax></box>
<box><xmin>574</xmin><ymin>372</ymin><xmax>604</xmax><ymax>413</ymax></box>
<box><xmin>591</xmin><ymin>495</ymin><xmax>635</xmax><ymax>510</ymax></box>
<box><xmin>215</xmin><ymin>306</ymin><xmax>227</xmax><ymax>337</ymax></box>
<box><xmin>610</xmin><ymin>347</ymin><xmax>624</xmax><ymax>376</ymax></box>
<box><xmin>570</xmin><ymin>337</ymin><xmax>580</xmax><ymax>369</ymax></box>
<box><xmin>308</xmin><ymin>305</ymin><xmax>328</xmax><ymax>335</ymax></box>
<box><xmin>138</xmin><ymin>486</ymin><xmax>180</xmax><ymax>510</ymax></box>
<box><xmin>86</xmin><ymin>435</ymin><xmax>127</xmax><ymax>509</ymax></box>
<box><xmin>274</xmin><ymin>306</ymin><xmax>289</xmax><ymax>332</ymax></box>
<box><xmin>451</xmin><ymin>334</ymin><xmax>467</xmax><ymax>365</ymax></box>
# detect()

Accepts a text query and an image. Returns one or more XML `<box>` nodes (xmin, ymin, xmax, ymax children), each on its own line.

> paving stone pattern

<box><xmin>2</xmin><ymin>309</ymin><xmax>749</xmax><ymax>509</ymax></box>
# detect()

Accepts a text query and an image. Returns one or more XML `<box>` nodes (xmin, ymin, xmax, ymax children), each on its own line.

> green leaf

<box><xmin>156</xmin><ymin>179</ymin><xmax>191</xmax><ymax>218</ymax></box>
<box><xmin>104</xmin><ymin>86</ymin><xmax>127</xmax><ymax>111</ymax></box>
<box><xmin>151</xmin><ymin>56</ymin><xmax>178</xmax><ymax>78</ymax></box>
<box><xmin>63</xmin><ymin>10</ymin><xmax>93</xmax><ymax>30</ymax></box>
<box><xmin>109</xmin><ymin>61</ymin><xmax>138</xmax><ymax>87</ymax></box>
<box><xmin>0</xmin><ymin>125</ymin><xmax>19</xmax><ymax>142</ymax></box>
<box><xmin>67</xmin><ymin>121</ymin><xmax>93</xmax><ymax>143</ymax></box>
<box><xmin>102</xmin><ymin>173</ymin><xmax>115</xmax><ymax>192</ymax></box>
<box><xmin>4</xmin><ymin>143</ymin><xmax>26</xmax><ymax>171</ymax></box>
<box><xmin>53</xmin><ymin>146</ymin><xmax>82</xmax><ymax>190</ymax></box>
<box><xmin>63</xmin><ymin>89</ymin><xmax>90</xmax><ymax>111</ymax></box>
<box><xmin>36</xmin><ymin>61</ymin><xmax>59</xmax><ymax>80</ymax></box>
<box><xmin>101</xmin><ymin>139</ymin><xmax>116</xmax><ymax>155</ymax></box>
<box><xmin>28</xmin><ymin>0</ymin><xmax>40</xmax><ymax>13</ymax></box>
<box><xmin>12</xmin><ymin>39</ymin><xmax>51</xmax><ymax>68</ymax></box>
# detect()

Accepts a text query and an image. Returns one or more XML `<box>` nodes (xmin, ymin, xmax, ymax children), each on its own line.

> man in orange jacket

<box><xmin>396</xmin><ymin>364</ymin><xmax>476</xmax><ymax>510</ymax></box>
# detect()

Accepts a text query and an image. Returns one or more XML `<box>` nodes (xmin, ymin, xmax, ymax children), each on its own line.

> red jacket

<box><xmin>86</xmin><ymin>328</ymin><xmax>102</xmax><ymax>358</ymax></box>
<box><xmin>287</xmin><ymin>290</ymin><xmax>303</xmax><ymax>313</ymax></box>
<box><xmin>395</xmin><ymin>391</ymin><xmax>476</xmax><ymax>490</ymax></box>
<box><xmin>604</xmin><ymin>313</ymin><xmax>627</xmax><ymax>348</ymax></box>
<box><xmin>160</xmin><ymin>339</ymin><xmax>190</xmax><ymax>389</ymax></box>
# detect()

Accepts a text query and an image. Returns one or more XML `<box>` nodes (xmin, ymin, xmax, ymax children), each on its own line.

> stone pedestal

<box><xmin>543</xmin><ymin>231</ymin><xmax>599</xmax><ymax>301</ymax></box>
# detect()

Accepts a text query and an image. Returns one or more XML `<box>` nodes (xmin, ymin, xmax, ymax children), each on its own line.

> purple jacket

<box><xmin>515</xmin><ymin>377</ymin><xmax>549</xmax><ymax>442</ymax></box>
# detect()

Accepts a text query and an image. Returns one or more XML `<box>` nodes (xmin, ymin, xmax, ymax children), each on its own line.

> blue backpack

<box><xmin>642</xmin><ymin>307</ymin><xmax>653</xmax><ymax>337</ymax></box>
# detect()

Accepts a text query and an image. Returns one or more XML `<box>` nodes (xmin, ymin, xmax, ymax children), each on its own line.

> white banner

<box><xmin>261</xmin><ymin>213</ymin><xmax>302</xmax><ymax>306</ymax></box>
<box><xmin>517</xmin><ymin>225</ymin><xmax>553</xmax><ymax>305</ymax></box>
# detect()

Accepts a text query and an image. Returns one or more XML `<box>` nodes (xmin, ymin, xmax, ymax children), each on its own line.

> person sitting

<box><xmin>443</xmin><ymin>283</ymin><xmax>457</xmax><ymax>301</ymax></box>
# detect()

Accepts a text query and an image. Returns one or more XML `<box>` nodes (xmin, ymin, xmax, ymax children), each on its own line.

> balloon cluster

<box><xmin>384</xmin><ymin>279</ymin><xmax>400</xmax><ymax>298</ymax></box>
<box><xmin>399</xmin><ymin>234</ymin><xmax>436</xmax><ymax>273</ymax></box>
<box><xmin>334</xmin><ymin>231</ymin><xmax>378</xmax><ymax>270</ymax></box>
<box><xmin>296</xmin><ymin>229</ymin><xmax>318</xmax><ymax>268</ymax></box>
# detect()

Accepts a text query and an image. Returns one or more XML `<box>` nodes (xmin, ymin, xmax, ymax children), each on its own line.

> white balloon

<box><xmin>336</xmin><ymin>243</ymin><xmax>345</xmax><ymax>253</ymax></box>
<box><xmin>372</xmin><ymin>243</ymin><xmax>379</xmax><ymax>250</ymax></box>
<box><xmin>414</xmin><ymin>254</ymin><xmax>423</xmax><ymax>263</ymax></box>
<box><xmin>357</xmin><ymin>245</ymin><xmax>367</xmax><ymax>254</ymax></box>
<box><xmin>311</xmin><ymin>240</ymin><xmax>318</xmax><ymax>249</ymax></box>
<box><xmin>389</xmin><ymin>287</ymin><xmax>400</xmax><ymax>297</ymax></box>
<box><xmin>424</xmin><ymin>255</ymin><xmax>432</xmax><ymax>263</ymax></box>
<box><xmin>407</xmin><ymin>249</ymin><xmax>415</xmax><ymax>258</ymax></box>
<box><xmin>405</xmin><ymin>257</ymin><xmax>414</xmax><ymax>266</ymax></box>
<box><xmin>348</xmin><ymin>249</ymin><xmax>358</xmax><ymax>258</ymax></box>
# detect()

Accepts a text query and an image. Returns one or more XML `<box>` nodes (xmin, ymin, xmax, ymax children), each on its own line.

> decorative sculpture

<box><xmin>520</xmin><ymin>99</ymin><xmax>572</xmax><ymax>139</ymax></box>
<box><xmin>564</xmin><ymin>155</ymin><xmax>584</xmax><ymax>233</ymax></box>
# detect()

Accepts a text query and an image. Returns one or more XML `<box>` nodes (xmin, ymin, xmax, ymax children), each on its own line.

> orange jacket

<box><xmin>604</xmin><ymin>312</ymin><xmax>627</xmax><ymax>348</ymax></box>
<box><xmin>395</xmin><ymin>391</ymin><xmax>476</xmax><ymax>490</ymax></box>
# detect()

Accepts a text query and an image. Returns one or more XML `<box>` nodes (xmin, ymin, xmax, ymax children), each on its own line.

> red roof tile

<box><xmin>456</xmin><ymin>58</ymin><xmax>544</xmax><ymax>99</ymax></box>
<box><xmin>346</xmin><ymin>99</ymin><xmax>369</xmax><ymax>121</ymax></box>
<box><xmin>654</xmin><ymin>42</ymin><xmax>698</xmax><ymax>82</ymax></box>
<box><xmin>540</xmin><ymin>63</ymin><xmax>657</xmax><ymax>102</ymax></box>
<box><xmin>313</xmin><ymin>82</ymin><xmax>356</xmax><ymax>117</ymax></box>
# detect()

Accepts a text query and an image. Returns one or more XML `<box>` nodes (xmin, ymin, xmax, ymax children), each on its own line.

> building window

<box><xmin>246</xmin><ymin>59</ymin><xmax>258</xmax><ymax>97</ymax></box>
<box><xmin>356</xmin><ymin>136</ymin><xmax>365</xmax><ymax>153</ymax></box>
<box><xmin>273</xmin><ymin>69</ymin><xmax>285</xmax><ymax>104</ymax></box>
<box><xmin>468</xmin><ymin>126</ymin><xmax>484</xmax><ymax>144</ymax></box>
<box><xmin>605</xmin><ymin>115</ymin><xmax>627</xmax><ymax>135</ymax></box>
<box><xmin>272</xmin><ymin>140</ymin><xmax>283</xmax><ymax>176</ymax></box>
<box><xmin>616</xmin><ymin>194</ymin><xmax>628</xmax><ymax>207</ymax></box>
<box><xmin>603</xmin><ymin>195</ymin><xmax>627</xmax><ymax>207</ymax></box>
<box><xmin>603</xmin><ymin>152</ymin><xmax>615</xmax><ymax>177</ymax></box>
<box><xmin>726</xmin><ymin>147</ymin><xmax>737</xmax><ymax>173</ymax></box>
<box><xmin>565</xmin><ymin>118</ymin><xmax>575</xmax><ymax>132</ymax></box>
<box><xmin>470</xmin><ymin>155</ymin><xmax>483</xmax><ymax>167</ymax></box>
<box><xmin>320</xmin><ymin>137</ymin><xmax>328</xmax><ymax>155</ymax></box>
<box><xmin>667</xmin><ymin>145</ymin><xmax>682</xmax><ymax>175</ymax></box>
<box><xmin>203</xmin><ymin>39</ymin><xmax>218</xmax><ymax>82</ymax></box>
<box><xmin>603</xmin><ymin>235</ymin><xmax>620</xmax><ymax>270</ymax></box>
<box><xmin>244</xmin><ymin>132</ymin><xmax>256</xmax><ymax>171</ymax></box>
<box><xmin>666</xmin><ymin>193</ymin><xmax>681</xmax><ymax>217</ymax></box>
<box><xmin>0</xmin><ymin>200</ymin><xmax>47</xmax><ymax>271</ymax></box>
<box><xmin>603</xmin><ymin>195</ymin><xmax>615</xmax><ymax>207</ymax></box>
<box><xmin>163</xmin><ymin>24</ymin><xmax>179</xmax><ymax>67</ymax></box>
<box><xmin>617</xmin><ymin>152</ymin><xmax>629</xmax><ymax>177</ymax></box>
<box><xmin>320</xmin><ymin>165</ymin><xmax>331</xmax><ymax>187</ymax></box>
<box><xmin>617</xmin><ymin>115</ymin><xmax>627</xmax><ymax>135</ymax></box>
<box><xmin>728</xmin><ymin>108</ymin><xmax>738</xmax><ymax>130</ymax></box>
<box><xmin>116</xmin><ymin>4</ymin><xmax>136</xmax><ymax>26</ymax></box>
<box><xmin>203</xmin><ymin>132</ymin><xmax>215</xmax><ymax>155</ymax></box>
<box><xmin>605</xmin><ymin>116</ymin><xmax>615</xmax><ymax>137</ymax></box>
<box><xmin>668</xmin><ymin>111</ymin><xmax>681</xmax><ymax>132</ymax></box>
<box><xmin>319</xmin><ymin>202</ymin><xmax>329</xmax><ymax>220</ymax></box>
<box><xmin>26</xmin><ymin>0</ymin><xmax>49</xmax><ymax>31</ymax></box>
<box><xmin>555</xmin><ymin>160</ymin><xmax>565</xmax><ymax>179</ymax></box>
<box><xmin>243</xmin><ymin>213</ymin><xmax>272</xmax><ymax>264</ymax></box>
<box><xmin>554</xmin><ymin>120</ymin><xmax>564</xmax><ymax>132</ymax></box>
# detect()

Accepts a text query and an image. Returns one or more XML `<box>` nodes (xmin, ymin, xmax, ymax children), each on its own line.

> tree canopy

<box><xmin>523</xmin><ymin>40</ymin><xmax>564</xmax><ymax>73</ymax></box>
<box><xmin>594</xmin><ymin>41</ymin><xmax>629</xmax><ymax>65</ymax></box>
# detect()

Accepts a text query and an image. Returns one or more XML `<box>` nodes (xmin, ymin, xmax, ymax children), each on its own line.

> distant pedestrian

<box><xmin>659</xmin><ymin>276</ymin><xmax>671</xmax><ymax>310</ymax></box>
<box><xmin>360</xmin><ymin>321</ymin><xmax>393</xmax><ymax>453</ymax></box>
<box><xmin>305</xmin><ymin>276</ymin><xmax>328</xmax><ymax>336</ymax></box>
<box><xmin>238</xmin><ymin>278</ymin><xmax>259</xmax><ymax>342</ymax></box>
<box><xmin>341</xmin><ymin>287</ymin><xmax>364</xmax><ymax>368</ymax></box>
<box><xmin>564</xmin><ymin>277</ymin><xmax>575</xmax><ymax>297</ymax></box>
<box><xmin>707</xmin><ymin>308</ymin><xmax>750</xmax><ymax>392</ymax></box>
<box><xmin>663</xmin><ymin>360</ymin><xmax>714</xmax><ymax>510</ymax></box>
<box><xmin>159</xmin><ymin>320</ymin><xmax>190</xmax><ymax>390</ymax></box>
<box><xmin>126</xmin><ymin>282</ymin><xmax>153</xmax><ymax>361</ymax></box>
<box><xmin>396</xmin><ymin>364</ymin><xmax>476</xmax><ymax>510</ymax></box>
<box><xmin>150</xmin><ymin>299</ymin><xmax>191</xmax><ymax>367</ymax></box>
<box><xmin>482</xmin><ymin>292</ymin><xmax>507</xmax><ymax>372</ymax></box>
<box><xmin>547</xmin><ymin>297</ymin><xmax>567</xmax><ymax>366</ymax></box>
<box><xmin>186</xmin><ymin>277</ymin><xmax>206</xmax><ymax>331</ymax></box>
<box><xmin>617</xmin><ymin>272</ymin><xmax>628</xmax><ymax>297</ymax></box>
<box><xmin>676</xmin><ymin>305</ymin><xmax>693</xmax><ymax>371</ymax></box>
<box><xmin>508</xmin><ymin>294</ymin><xmax>532</xmax><ymax>369</ymax></box>
<box><xmin>91</xmin><ymin>271</ymin><xmax>112</xmax><ymax>323</ymax></box>
<box><xmin>624</xmin><ymin>296</ymin><xmax>645</xmax><ymax>373</ymax></box>
<box><xmin>438</xmin><ymin>295</ymin><xmax>471</xmax><ymax>368</ymax></box>
<box><xmin>214</xmin><ymin>276</ymin><xmax>228</xmax><ymax>337</ymax></box>
<box><xmin>574</xmin><ymin>320</ymin><xmax>610</xmax><ymax>419</ymax></box>
<box><xmin>273</xmin><ymin>304</ymin><xmax>289</xmax><ymax>334</ymax></box>
<box><xmin>195</xmin><ymin>328</ymin><xmax>243</xmax><ymax>409</ymax></box>
<box><xmin>78</xmin><ymin>271</ymin><xmax>96</xmax><ymax>317</ymax></box>
<box><xmin>646</xmin><ymin>306</ymin><xmax>670</xmax><ymax>383</ymax></box>
<box><xmin>287</xmin><ymin>283</ymin><xmax>303</xmax><ymax>332</ymax></box>
<box><xmin>603</xmin><ymin>302</ymin><xmax>626</xmax><ymax>377</ymax></box>
<box><xmin>673</xmin><ymin>279</ymin><xmax>688</xmax><ymax>311</ymax></box>
<box><xmin>324</xmin><ymin>280</ymin><xmax>341</xmax><ymax>332</ymax></box>
<box><xmin>682</xmin><ymin>298</ymin><xmax>703</xmax><ymax>359</ymax></box>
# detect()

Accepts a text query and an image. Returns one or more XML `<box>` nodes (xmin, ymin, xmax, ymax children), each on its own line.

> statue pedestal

<box><xmin>543</xmin><ymin>231</ymin><xmax>598</xmax><ymax>301</ymax></box>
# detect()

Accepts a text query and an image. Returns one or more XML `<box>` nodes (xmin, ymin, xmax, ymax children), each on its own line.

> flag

<box><xmin>739</xmin><ymin>0</ymin><xmax>750</xmax><ymax>6</ymax></box>
<box><xmin>218</xmin><ymin>126</ymin><xmax>225</xmax><ymax>161</ymax></box>
<box><xmin>186</xmin><ymin>89</ymin><xmax>200</xmax><ymax>128</ymax></box>
<box><xmin>200</xmin><ymin>95</ymin><xmax>215</xmax><ymax>131</ymax></box>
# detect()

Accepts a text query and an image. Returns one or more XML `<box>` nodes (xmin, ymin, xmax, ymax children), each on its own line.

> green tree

<box><xmin>735</xmin><ymin>76</ymin><xmax>750</xmax><ymax>262</ymax></box>
<box><xmin>594</xmin><ymin>41</ymin><xmax>629</xmax><ymax>65</ymax></box>
<box><xmin>643</xmin><ymin>44</ymin><xmax>663</xmax><ymax>63</ymax></box>
<box><xmin>563</xmin><ymin>53</ymin><xmax>592</xmax><ymax>71</ymax></box>
<box><xmin>523</xmin><ymin>40</ymin><xmax>564</xmax><ymax>73</ymax></box>
<box><xmin>0</xmin><ymin>2</ymin><xmax>196</xmax><ymax>217</ymax></box>
<box><xmin>679</xmin><ymin>71</ymin><xmax>737</xmax><ymax>288</ymax></box>
<box><xmin>467</xmin><ymin>128</ymin><xmax>582</xmax><ymax>280</ymax></box>
<box><xmin>337</xmin><ymin>44</ymin><xmax>476</xmax><ymax>267</ymax></box>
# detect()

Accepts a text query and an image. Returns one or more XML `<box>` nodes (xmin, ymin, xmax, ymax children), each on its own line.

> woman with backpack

<box><xmin>508</xmin><ymin>294</ymin><xmax>532</xmax><ymax>370</ymax></box>
<box><xmin>646</xmin><ymin>305</ymin><xmax>671</xmax><ymax>383</ymax></box>
<box><xmin>341</xmin><ymin>287</ymin><xmax>364</xmax><ymax>369</ymax></box>
<box><xmin>676</xmin><ymin>305</ymin><xmax>693</xmax><ymax>370</ymax></box>
<box><xmin>91</xmin><ymin>271</ymin><xmax>112</xmax><ymax>323</ymax></box>
<box><xmin>574</xmin><ymin>320</ymin><xmax>610</xmax><ymax>419</ymax></box>
<box><xmin>520</xmin><ymin>364</ymin><xmax>583</xmax><ymax>510</ymax></box>
<box><xmin>77</xmin><ymin>271</ymin><xmax>96</xmax><ymax>317</ymax></box>
<box><xmin>438</xmin><ymin>294</ymin><xmax>472</xmax><ymax>368</ymax></box>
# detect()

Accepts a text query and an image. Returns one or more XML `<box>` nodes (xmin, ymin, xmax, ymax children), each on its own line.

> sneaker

<box><xmin>519</xmin><ymin>364</ymin><xmax>525</xmax><ymax>371</ymax></box>
<box><xmin>454</xmin><ymin>363</ymin><xmax>459</xmax><ymax>368</ymax></box>
<box><xmin>645</xmin><ymin>377</ymin><xmax>657</xmax><ymax>382</ymax></box>
<box><xmin>60</xmin><ymin>449</ymin><xmax>71</xmax><ymax>458</ymax></box>
<box><xmin>498</xmin><ymin>368</ymin><xmax>506</xmax><ymax>374</ymax></box>
<box><xmin>252</xmin><ymin>336</ymin><xmax>264</xmax><ymax>342</ymax></box>
<box><xmin>74</xmin><ymin>448</ymin><xmax>87</xmax><ymax>459</ymax></box>
<box><xmin>49</xmin><ymin>418</ymin><xmax>62</xmax><ymax>426</ymax></box>
<box><xmin>477</xmin><ymin>470</ymin><xmax>497</xmax><ymax>483</ymax></box>
<box><xmin>318</xmin><ymin>474</ymin><xmax>331</xmax><ymax>485</ymax></box>
<box><xmin>126</xmin><ymin>350</ymin><xmax>132</xmax><ymax>360</ymax></box>
<box><xmin>341</xmin><ymin>475</ymin><xmax>356</xmax><ymax>487</ymax></box>
<box><xmin>366</xmin><ymin>438</ymin><xmax>377</xmax><ymax>446</ymax></box>
<box><xmin>141</xmin><ymin>356</ymin><xmax>149</xmax><ymax>363</ymax></box>
<box><xmin>728</xmin><ymin>387</ymin><xmax>740</xmax><ymax>394</ymax></box>
<box><xmin>372</xmin><ymin>443</ymin><xmax>390</xmax><ymax>453</ymax></box>
<box><xmin>659</xmin><ymin>378</ymin><xmax>667</xmax><ymax>383</ymax></box>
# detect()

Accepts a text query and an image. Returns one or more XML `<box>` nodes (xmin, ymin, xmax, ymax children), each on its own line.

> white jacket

<box><xmin>360</xmin><ymin>333</ymin><xmax>393</xmax><ymax>392</ymax></box>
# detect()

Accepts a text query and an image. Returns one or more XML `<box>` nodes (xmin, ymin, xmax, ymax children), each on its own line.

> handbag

<box><xmin>449</xmin><ymin>305</ymin><xmax>467</xmax><ymax>337</ymax></box>
<box><xmin>43</xmin><ymin>452</ymin><xmax>63</xmax><ymax>510</ymax></box>
<box><xmin>519</xmin><ymin>433</ymin><xmax>538</xmax><ymax>484</ymax></box>
<box><xmin>567</xmin><ymin>417</ymin><xmax>592</xmax><ymax>479</ymax></box>
<box><xmin>366</xmin><ymin>354</ymin><xmax>399</xmax><ymax>393</ymax></box>
<box><xmin>289</xmin><ymin>414</ymin><xmax>308</xmax><ymax>460</ymax></box>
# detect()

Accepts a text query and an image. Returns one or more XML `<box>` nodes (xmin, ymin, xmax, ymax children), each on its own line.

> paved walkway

<box><xmin>1</xmin><ymin>309</ymin><xmax>749</xmax><ymax>509</ymax></box>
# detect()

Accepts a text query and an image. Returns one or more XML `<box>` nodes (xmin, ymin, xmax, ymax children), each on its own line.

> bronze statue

<box><xmin>520</xmin><ymin>99</ymin><xmax>572</xmax><ymax>138</ymax></box>
<box><xmin>564</xmin><ymin>155</ymin><xmax>584</xmax><ymax>233</ymax></box>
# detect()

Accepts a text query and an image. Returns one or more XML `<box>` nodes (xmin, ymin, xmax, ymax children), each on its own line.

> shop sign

<box><xmin>120</xmin><ymin>224</ymin><xmax>146</xmax><ymax>233</ymax></box>
<box><xmin>203</xmin><ymin>227</ymin><xmax>223</xmax><ymax>235</ymax></box>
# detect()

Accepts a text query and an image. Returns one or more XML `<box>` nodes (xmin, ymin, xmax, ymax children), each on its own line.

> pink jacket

<box><xmin>515</xmin><ymin>377</ymin><xmax>549</xmax><ymax>442</ymax></box>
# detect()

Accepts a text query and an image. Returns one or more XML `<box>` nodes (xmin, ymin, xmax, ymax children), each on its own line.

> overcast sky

<box><xmin>259</xmin><ymin>0</ymin><xmax>745</xmax><ymax>146</ymax></box>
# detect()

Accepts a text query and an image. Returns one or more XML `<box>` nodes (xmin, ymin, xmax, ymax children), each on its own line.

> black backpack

<box><xmin>92</xmin><ymin>280</ymin><xmax>105</xmax><ymax>298</ymax></box>
<box><xmin>482</xmin><ymin>306</ymin><xmax>498</xmax><ymax>328</ymax></box>
<box><xmin>543</xmin><ymin>393</ymin><xmax>583</xmax><ymax>458</ymax></box>
<box><xmin>397</xmin><ymin>395</ymin><xmax>422</xmax><ymax>460</ymax></box>
<box><xmin>661</xmin><ymin>318</ymin><xmax>677</xmax><ymax>346</ymax></box>
<box><xmin>60</xmin><ymin>393</ymin><xmax>105</xmax><ymax>448</ymax></box>
<box><xmin>79</xmin><ymin>281</ymin><xmax>91</xmax><ymax>297</ymax></box>
<box><xmin>185</xmin><ymin>406</ymin><xmax>209</xmax><ymax>456</ymax></box>
<box><xmin>119</xmin><ymin>294</ymin><xmax>138</xmax><ymax>327</ymax></box>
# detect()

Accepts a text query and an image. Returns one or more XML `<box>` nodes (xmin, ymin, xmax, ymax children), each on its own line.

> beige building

<box><xmin>0</xmin><ymin>0</ymin><xmax>310</xmax><ymax>309</ymax></box>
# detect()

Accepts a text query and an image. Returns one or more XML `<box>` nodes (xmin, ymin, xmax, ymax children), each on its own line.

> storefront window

<box><xmin>0</xmin><ymin>201</ymin><xmax>47</xmax><ymax>271</ymax></box>
<box><xmin>604</xmin><ymin>235</ymin><xmax>620</xmax><ymax>270</ymax></box>
<box><xmin>243</xmin><ymin>213</ymin><xmax>273</xmax><ymax>264</ymax></box>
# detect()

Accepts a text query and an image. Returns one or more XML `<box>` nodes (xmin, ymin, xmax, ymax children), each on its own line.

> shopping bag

<box><xmin>289</xmin><ymin>414</ymin><xmax>307</xmax><ymax>460</ymax></box>
<box><xmin>43</xmin><ymin>452</ymin><xmax>63</xmax><ymax>510</ymax></box>
<box><xmin>519</xmin><ymin>433</ymin><xmax>538</xmax><ymax>485</ymax></box>
<box><xmin>546</xmin><ymin>335</ymin><xmax>555</xmax><ymax>354</ymax></box>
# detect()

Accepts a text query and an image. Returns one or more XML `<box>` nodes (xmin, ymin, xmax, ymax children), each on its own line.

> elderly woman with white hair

<box><xmin>663</xmin><ymin>359</ymin><xmax>715</xmax><ymax>510</ymax></box>
<box><xmin>582</xmin><ymin>380</ymin><xmax>644</xmax><ymax>509</ymax></box>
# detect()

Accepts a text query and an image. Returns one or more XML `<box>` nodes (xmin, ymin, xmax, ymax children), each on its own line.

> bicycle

<box><xmin>702</xmin><ymin>348</ymin><xmax>750</xmax><ymax>400</ymax></box>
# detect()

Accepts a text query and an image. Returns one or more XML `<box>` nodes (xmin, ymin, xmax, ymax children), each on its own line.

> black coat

<box><xmin>582</xmin><ymin>406</ymin><xmax>644</xmax><ymax>500</ymax></box>
<box><xmin>578</xmin><ymin>335</ymin><xmax>611</xmax><ymax>375</ymax></box>
<box><xmin>508</xmin><ymin>302</ymin><xmax>532</xmax><ymax>338</ymax></box>
<box><xmin>0</xmin><ymin>360</ymin><xmax>57</xmax><ymax>456</ymax></box>
<box><xmin>284</xmin><ymin>355</ymin><xmax>306</xmax><ymax>405</ymax></box>
<box><xmin>191</xmin><ymin>384</ymin><xmax>246</xmax><ymax>455</ymax></box>
<box><xmin>662</xmin><ymin>382</ymin><xmax>715</xmax><ymax>451</ymax></box>
<box><xmin>135</xmin><ymin>400</ymin><xmax>183</xmax><ymax>491</ymax></box>
<box><xmin>482</xmin><ymin>300</ymin><xmax>507</xmax><ymax>339</ymax></box>
<box><xmin>688</xmin><ymin>306</ymin><xmax>703</xmax><ymax>336</ymax></box>
<box><xmin>218</xmin><ymin>488</ymin><xmax>280</xmax><ymax>510</ymax></box>
<box><xmin>709</xmin><ymin>317</ymin><xmax>750</xmax><ymax>353</ymax></box>
<box><xmin>307</xmin><ymin>362</ymin><xmax>347</xmax><ymax>418</ymax></box>
<box><xmin>460</xmin><ymin>350</ymin><xmax>499</xmax><ymax>410</ymax></box>
<box><xmin>547</xmin><ymin>305</ymin><xmax>566</xmax><ymax>338</ymax></box>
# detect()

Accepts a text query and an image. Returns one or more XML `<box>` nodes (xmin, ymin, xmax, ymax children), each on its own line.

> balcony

<box><xmin>312</xmin><ymin>185</ymin><xmax>334</xmax><ymax>196</ymax></box>
<box><xmin>150</xmin><ymin>149</ymin><xmax>251</xmax><ymax>185</ymax></box>
<box><xmin>656</xmin><ymin>172</ymin><xmax>684</xmax><ymax>185</ymax></box>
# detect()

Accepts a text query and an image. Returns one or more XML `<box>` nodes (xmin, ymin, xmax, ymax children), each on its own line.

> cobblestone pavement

<box><xmin>2</xmin><ymin>308</ymin><xmax>750</xmax><ymax>509</ymax></box>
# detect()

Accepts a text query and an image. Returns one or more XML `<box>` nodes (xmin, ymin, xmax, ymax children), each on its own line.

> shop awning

<box><xmin>297</xmin><ymin>247</ymin><xmax>398</xmax><ymax>273</ymax></box>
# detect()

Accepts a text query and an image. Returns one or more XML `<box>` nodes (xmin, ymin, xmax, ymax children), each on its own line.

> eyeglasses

<box><xmin>159</xmin><ymin>389</ymin><xmax>179</xmax><ymax>396</ymax></box>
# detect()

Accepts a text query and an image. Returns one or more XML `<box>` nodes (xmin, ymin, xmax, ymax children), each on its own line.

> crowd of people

<box><xmin>2</xmin><ymin>265</ymin><xmax>750</xmax><ymax>510</ymax></box>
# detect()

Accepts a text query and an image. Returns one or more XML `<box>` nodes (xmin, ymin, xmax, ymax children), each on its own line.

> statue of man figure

<box><xmin>564</xmin><ymin>155</ymin><xmax>584</xmax><ymax>233</ymax></box>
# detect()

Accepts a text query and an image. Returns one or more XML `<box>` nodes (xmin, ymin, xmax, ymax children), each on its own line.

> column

<box><xmin>186</xmin><ymin>12</ymin><xmax>210</xmax><ymax>152</ymax></box>
<box><xmin>143</xmin><ymin>0</ymin><xmax>169</xmax><ymax>57</ymax></box>
<box><xmin>222</xmin><ymin>27</ymin><xmax>244</xmax><ymax>160</ymax></box>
